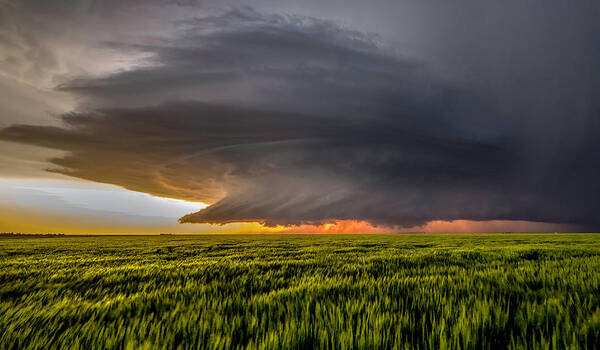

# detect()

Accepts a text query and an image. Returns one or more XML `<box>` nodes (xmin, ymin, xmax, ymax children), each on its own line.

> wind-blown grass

<box><xmin>1</xmin><ymin>234</ymin><xmax>599</xmax><ymax>349</ymax></box>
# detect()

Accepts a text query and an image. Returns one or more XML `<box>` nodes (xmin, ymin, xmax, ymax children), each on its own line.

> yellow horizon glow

<box><xmin>0</xmin><ymin>175</ymin><xmax>580</xmax><ymax>235</ymax></box>
<box><xmin>0</xmin><ymin>206</ymin><xmax>579</xmax><ymax>235</ymax></box>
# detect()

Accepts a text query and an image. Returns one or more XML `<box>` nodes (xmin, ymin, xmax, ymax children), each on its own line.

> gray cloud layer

<box><xmin>1</xmin><ymin>3</ymin><xmax>599</xmax><ymax>230</ymax></box>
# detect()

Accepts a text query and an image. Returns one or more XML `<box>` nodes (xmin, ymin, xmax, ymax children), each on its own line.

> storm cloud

<box><xmin>1</xmin><ymin>3</ymin><xmax>599</xmax><ymax>230</ymax></box>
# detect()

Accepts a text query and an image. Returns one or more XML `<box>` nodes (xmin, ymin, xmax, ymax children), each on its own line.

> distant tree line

<box><xmin>0</xmin><ymin>232</ymin><xmax>65</xmax><ymax>238</ymax></box>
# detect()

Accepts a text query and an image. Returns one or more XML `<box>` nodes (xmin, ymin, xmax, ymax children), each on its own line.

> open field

<box><xmin>1</xmin><ymin>234</ymin><xmax>600</xmax><ymax>349</ymax></box>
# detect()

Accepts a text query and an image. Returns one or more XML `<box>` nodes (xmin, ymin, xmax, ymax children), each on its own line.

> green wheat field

<box><xmin>1</xmin><ymin>234</ymin><xmax>599</xmax><ymax>349</ymax></box>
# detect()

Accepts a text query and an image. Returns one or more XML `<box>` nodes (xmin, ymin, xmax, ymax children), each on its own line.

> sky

<box><xmin>0</xmin><ymin>0</ymin><xmax>598</xmax><ymax>234</ymax></box>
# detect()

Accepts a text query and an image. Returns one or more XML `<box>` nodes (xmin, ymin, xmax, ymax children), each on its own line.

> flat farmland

<box><xmin>1</xmin><ymin>234</ymin><xmax>599</xmax><ymax>349</ymax></box>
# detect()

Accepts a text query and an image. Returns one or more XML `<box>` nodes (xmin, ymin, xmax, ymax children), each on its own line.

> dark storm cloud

<box><xmin>2</xmin><ymin>5</ymin><xmax>600</xmax><ymax>230</ymax></box>
<box><xmin>0</xmin><ymin>101</ymin><xmax>515</xmax><ymax>227</ymax></box>
<box><xmin>59</xmin><ymin>8</ymin><xmax>432</xmax><ymax>119</ymax></box>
